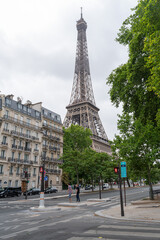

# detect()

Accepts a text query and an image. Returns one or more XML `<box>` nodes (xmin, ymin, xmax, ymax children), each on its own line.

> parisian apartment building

<box><xmin>0</xmin><ymin>94</ymin><xmax>63</xmax><ymax>191</ymax></box>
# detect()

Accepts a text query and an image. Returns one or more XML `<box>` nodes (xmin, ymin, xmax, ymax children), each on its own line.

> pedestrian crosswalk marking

<box><xmin>99</xmin><ymin>225</ymin><xmax>160</xmax><ymax>231</ymax></box>
<box><xmin>85</xmin><ymin>230</ymin><xmax>160</xmax><ymax>238</ymax></box>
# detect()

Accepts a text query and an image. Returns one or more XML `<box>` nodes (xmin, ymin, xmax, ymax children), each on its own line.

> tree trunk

<box><xmin>99</xmin><ymin>176</ymin><xmax>101</xmax><ymax>199</ymax></box>
<box><xmin>148</xmin><ymin>170</ymin><xmax>153</xmax><ymax>200</ymax></box>
<box><xmin>127</xmin><ymin>178</ymin><xmax>130</xmax><ymax>187</ymax></box>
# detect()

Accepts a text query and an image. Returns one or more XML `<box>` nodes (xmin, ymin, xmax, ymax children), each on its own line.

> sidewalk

<box><xmin>95</xmin><ymin>199</ymin><xmax>160</xmax><ymax>222</ymax></box>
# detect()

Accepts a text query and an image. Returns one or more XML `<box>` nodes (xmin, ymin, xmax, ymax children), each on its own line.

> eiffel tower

<box><xmin>63</xmin><ymin>11</ymin><xmax>111</xmax><ymax>154</ymax></box>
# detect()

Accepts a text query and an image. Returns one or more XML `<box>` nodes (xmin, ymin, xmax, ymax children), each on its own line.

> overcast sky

<box><xmin>0</xmin><ymin>0</ymin><xmax>138</xmax><ymax>140</ymax></box>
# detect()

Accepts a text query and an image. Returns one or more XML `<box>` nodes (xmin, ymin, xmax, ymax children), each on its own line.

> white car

<box><xmin>103</xmin><ymin>183</ymin><xmax>109</xmax><ymax>189</ymax></box>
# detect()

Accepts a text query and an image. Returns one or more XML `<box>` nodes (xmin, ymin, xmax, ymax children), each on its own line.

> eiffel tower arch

<box><xmin>63</xmin><ymin>12</ymin><xmax>111</xmax><ymax>154</ymax></box>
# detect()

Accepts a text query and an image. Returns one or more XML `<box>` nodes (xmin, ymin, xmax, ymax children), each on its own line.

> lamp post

<box><xmin>39</xmin><ymin>151</ymin><xmax>46</xmax><ymax>208</ymax></box>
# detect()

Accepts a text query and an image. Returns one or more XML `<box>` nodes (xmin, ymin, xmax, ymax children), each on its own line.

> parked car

<box><xmin>23</xmin><ymin>188</ymin><xmax>40</xmax><ymax>196</ymax></box>
<box><xmin>85</xmin><ymin>185</ymin><xmax>91</xmax><ymax>190</ymax></box>
<box><xmin>103</xmin><ymin>183</ymin><xmax>109</xmax><ymax>189</ymax></box>
<box><xmin>0</xmin><ymin>187</ymin><xmax>21</xmax><ymax>198</ymax></box>
<box><xmin>44</xmin><ymin>187</ymin><xmax>58</xmax><ymax>194</ymax></box>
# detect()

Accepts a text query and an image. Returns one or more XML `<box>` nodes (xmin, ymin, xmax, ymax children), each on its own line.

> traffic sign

<box><xmin>44</xmin><ymin>176</ymin><xmax>48</xmax><ymax>181</ymax></box>
<box><xmin>39</xmin><ymin>167</ymin><xmax>43</xmax><ymax>173</ymax></box>
<box><xmin>121</xmin><ymin>161</ymin><xmax>127</xmax><ymax>178</ymax></box>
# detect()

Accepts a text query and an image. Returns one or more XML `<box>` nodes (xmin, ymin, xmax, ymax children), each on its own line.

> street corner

<box><xmin>95</xmin><ymin>202</ymin><xmax>160</xmax><ymax>222</ymax></box>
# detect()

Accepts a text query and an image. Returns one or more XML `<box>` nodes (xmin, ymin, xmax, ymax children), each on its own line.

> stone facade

<box><xmin>0</xmin><ymin>94</ymin><xmax>63</xmax><ymax>190</ymax></box>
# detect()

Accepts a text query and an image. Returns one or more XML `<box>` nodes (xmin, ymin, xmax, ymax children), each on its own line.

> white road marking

<box><xmin>85</xmin><ymin>230</ymin><xmax>160</xmax><ymax>238</ymax></box>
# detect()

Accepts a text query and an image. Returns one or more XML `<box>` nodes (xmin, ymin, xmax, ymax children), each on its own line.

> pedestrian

<box><xmin>68</xmin><ymin>184</ymin><xmax>73</xmax><ymax>203</ymax></box>
<box><xmin>76</xmin><ymin>184</ymin><xmax>80</xmax><ymax>202</ymax></box>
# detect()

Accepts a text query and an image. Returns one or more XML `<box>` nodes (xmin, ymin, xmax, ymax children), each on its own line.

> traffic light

<box><xmin>39</xmin><ymin>166</ymin><xmax>43</xmax><ymax>173</ymax></box>
<box><xmin>114</xmin><ymin>167</ymin><xmax>119</xmax><ymax>174</ymax></box>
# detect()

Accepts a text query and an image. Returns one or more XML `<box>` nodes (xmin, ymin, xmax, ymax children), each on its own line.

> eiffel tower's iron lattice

<box><xmin>63</xmin><ymin>12</ymin><xmax>111</xmax><ymax>154</ymax></box>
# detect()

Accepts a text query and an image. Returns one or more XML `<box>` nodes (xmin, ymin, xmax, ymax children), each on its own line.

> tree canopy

<box><xmin>107</xmin><ymin>0</ymin><xmax>160</xmax><ymax>199</ymax></box>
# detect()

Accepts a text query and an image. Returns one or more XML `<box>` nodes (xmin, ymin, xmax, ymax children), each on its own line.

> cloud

<box><xmin>0</xmin><ymin>0</ymin><xmax>138</xmax><ymax>140</ymax></box>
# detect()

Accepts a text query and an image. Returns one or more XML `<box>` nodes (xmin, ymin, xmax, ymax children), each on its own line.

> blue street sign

<box><xmin>44</xmin><ymin>176</ymin><xmax>48</xmax><ymax>181</ymax></box>
<box><xmin>121</xmin><ymin>161</ymin><xmax>127</xmax><ymax>178</ymax></box>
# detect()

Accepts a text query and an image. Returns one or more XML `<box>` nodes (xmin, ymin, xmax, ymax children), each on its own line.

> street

<box><xmin>0</xmin><ymin>186</ymin><xmax>160</xmax><ymax>240</ymax></box>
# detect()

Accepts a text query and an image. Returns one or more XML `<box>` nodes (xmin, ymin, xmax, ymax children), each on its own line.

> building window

<box><xmin>12</xmin><ymin>152</ymin><xmax>15</xmax><ymax>159</ymax></box>
<box><xmin>33</xmin><ymin>168</ymin><xmax>36</xmax><ymax>175</ymax></box>
<box><xmin>15</xmin><ymin>126</ymin><xmax>17</xmax><ymax>132</ymax></box>
<box><xmin>20</xmin><ymin>128</ymin><xmax>23</xmax><ymax>134</ymax></box>
<box><xmin>2</xmin><ymin>136</ymin><xmax>7</xmax><ymax>144</ymax></box>
<box><xmin>35</xmin><ymin>144</ymin><xmax>38</xmax><ymax>150</ymax></box>
<box><xmin>24</xmin><ymin>154</ymin><xmax>29</xmax><ymax>161</ymax></box>
<box><xmin>27</xmin><ymin>118</ymin><xmax>31</xmax><ymax>126</ymax></box>
<box><xmin>14</xmin><ymin>114</ymin><xmax>18</xmax><ymax>122</ymax></box>
<box><xmin>36</xmin><ymin>132</ymin><xmax>38</xmax><ymax>138</ymax></box>
<box><xmin>15</xmin><ymin>180</ymin><xmax>18</xmax><ymax>187</ymax></box>
<box><xmin>1</xmin><ymin>150</ymin><xmax>5</xmax><ymax>158</ymax></box>
<box><xmin>28</xmin><ymin>108</ymin><xmax>31</xmax><ymax>114</ymax></box>
<box><xmin>16</xmin><ymin>166</ymin><xmax>19</xmax><ymax>174</ymax></box>
<box><xmin>0</xmin><ymin>165</ymin><xmax>3</xmax><ymax>174</ymax></box>
<box><xmin>20</xmin><ymin>116</ymin><xmax>23</xmax><ymax>123</ymax></box>
<box><xmin>35</xmin><ymin>112</ymin><xmax>40</xmax><ymax>118</ymax></box>
<box><xmin>9</xmin><ymin>166</ymin><xmax>13</xmax><ymax>174</ymax></box>
<box><xmin>0</xmin><ymin>180</ymin><xmax>2</xmax><ymax>187</ymax></box>
<box><xmin>23</xmin><ymin>105</ymin><xmax>27</xmax><ymax>112</ymax></box>
<box><xmin>34</xmin><ymin>155</ymin><xmax>37</xmax><ymax>163</ymax></box>
<box><xmin>18</xmin><ymin>153</ymin><xmax>21</xmax><ymax>160</ymax></box>
<box><xmin>17</xmin><ymin>103</ymin><xmax>22</xmax><ymax>110</ymax></box>
<box><xmin>6</xmin><ymin>98</ymin><xmax>11</xmax><ymax>105</ymax></box>
<box><xmin>4</xmin><ymin>122</ymin><xmax>8</xmax><ymax>130</ymax></box>
<box><xmin>56</xmin><ymin>176</ymin><xmax>59</xmax><ymax>183</ymax></box>
<box><xmin>5</xmin><ymin>110</ymin><xmax>9</xmax><ymax>117</ymax></box>
<box><xmin>13</xmin><ymin>139</ymin><xmax>16</xmax><ymax>145</ymax></box>
<box><xmin>26</xmin><ymin>130</ymin><xmax>30</xmax><ymax>137</ymax></box>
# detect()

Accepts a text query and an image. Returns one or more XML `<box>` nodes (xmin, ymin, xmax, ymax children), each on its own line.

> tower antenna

<box><xmin>81</xmin><ymin>7</ymin><xmax>83</xmax><ymax>18</ymax></box>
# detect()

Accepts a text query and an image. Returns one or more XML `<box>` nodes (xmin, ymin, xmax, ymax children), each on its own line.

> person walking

<box><xmin>68</xmin><ymin>184</ymin><xmax>73</xmax><ymax>203</ymax></box>
<box><xmin>76</xmin><ymin>184</ymin><xmax>80</xmax><ymax>202</ymax></box>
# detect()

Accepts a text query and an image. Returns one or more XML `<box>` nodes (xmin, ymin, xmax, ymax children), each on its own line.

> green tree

<box><xmin>107</xmin><ymin>0</ymin><xmax>160</xmax><ymax>199</ymax></box>
<box><xmin>61</xmin><ymin>124</ymin><xmax>92</xmax><ymax>184</ymax></box>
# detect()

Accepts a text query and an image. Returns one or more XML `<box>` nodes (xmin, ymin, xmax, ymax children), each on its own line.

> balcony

<box><xmin>49</xmin><ymin>146</ymin><xmax>57</xmax><ymax>151</ymax></box>
<box><xmin>42</xmin><ymin>144</ymin><xmax>48</xmax><ymax>150</ymax></box>
<box><xmin>9</xmin><ymin>172</ymin><xmax>13</xmax><ymax>176</ymax></box>
<box><xmin>1</xmin><ymin>142</ymin><xmax>8</xmax><ymax>148</ymax></box>
<box><xmin>0</xmin><ymin>156</ymin><xmax>6</xmax><ymax>160</ymax></box>
<box><xmin>24</xmin><ymin>147</ymin><xmax>31</xmax><ymax>152</ymax></box>
<box><xmin>2</xmin><ymin>128</ymin><xmax>9</xmax><ymax>133</ymax></box>
<box><xmin>18</xmin><ymin>146</ymin><xmax>23</xmax><ymax>150</ymax></box>
<box><xmin>12</xmin><ymin>144</ymin><xmax>17</xmax><ymax>149</ymax></box>
<box><xmin>42</xmin><ymin>123</ymin><xmax>63</xmax><ymax>134</ymax></box>
<box><xmin>33</xmin><ymin>149</ymin><xmax>39</xmax><ymax>153</ymax></box>
<box><xmin>3</xmin><ymin>115</ymin><xmax>41</xmax><ymax>131</ymax></box>
<box><xmin>16</xmin><ymin>172</ymin><xmax>20</xmax><ymax>176</ymax></box>
<box><xmin>33</xmin><ymin>173</ymin><xmax>36</xmax><ymax>177</ymax></box>
<box><xmin>20</xmin><ymin>172</ymin><xmax>31</xmax><ymax>179</ymax></box>
<box><xmin>8</xmin><ymin>157</ymin><xmax>16</xmax><ymax>163</ymax></box>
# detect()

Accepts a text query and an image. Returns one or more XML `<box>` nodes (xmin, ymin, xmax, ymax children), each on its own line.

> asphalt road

<box><xmin>0</xmin><ymin>186</ymin><xmax>160</xmax><ymax>240</ymax></box>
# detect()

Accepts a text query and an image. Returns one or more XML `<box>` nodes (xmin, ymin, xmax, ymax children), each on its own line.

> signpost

<box><xmin>121</xmin><ymin>161</ymin><xmax>127</xmax><ymax>207</ymax></box>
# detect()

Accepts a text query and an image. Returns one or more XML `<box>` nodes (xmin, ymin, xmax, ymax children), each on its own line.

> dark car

<box><xmin>85</xmin><ymin>185</ymin><xmax>91</xmax><ymax>190</ymax></box>
<box><xmin>23</xmin><ymin>188</ymin><xmax>40</xmax><ymax>196</ymax></box>
<box><xmin>0</xmin><ymin>187</ymin><xmax>21</xmax><ymax>198</ymax></box>
<box><xmin>44</xmin><ymin>187</ymin><xmax>58</xmax><ymax>194</ymax></box>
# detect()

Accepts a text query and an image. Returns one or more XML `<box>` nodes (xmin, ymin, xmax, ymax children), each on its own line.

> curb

<box><xmin>30</xmin><ymin>206</ymin><xmax>61</xmax><ymax>212</ymax></box>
